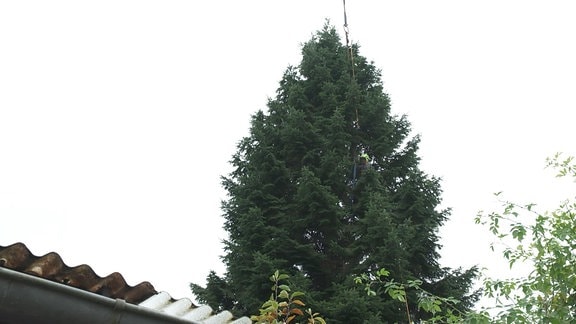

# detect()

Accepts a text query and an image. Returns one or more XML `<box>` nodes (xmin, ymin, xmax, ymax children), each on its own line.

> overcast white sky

<box><xmin>1</xmin><ymin>1</ymin><xmax>575</xmax><ymax>306</ymax></box>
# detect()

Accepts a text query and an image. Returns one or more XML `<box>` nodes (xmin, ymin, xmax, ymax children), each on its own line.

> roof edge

<box><xmin>0</xmin><ymin>267</ymin><xmax>200</xmax><ymax>324</ymax></box>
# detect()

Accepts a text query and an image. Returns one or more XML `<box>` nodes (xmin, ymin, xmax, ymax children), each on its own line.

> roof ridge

<box><xmin>0</xmin><ymin>242</ymin><xmax>156</xmax><ymax>303</ymax></box>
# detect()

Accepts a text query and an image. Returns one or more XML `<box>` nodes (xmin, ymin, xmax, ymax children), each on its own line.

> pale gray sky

<box><xmin>1</xmin><ymin>1</ymin><xmax>574</xmax><ymax>305</ymax></box>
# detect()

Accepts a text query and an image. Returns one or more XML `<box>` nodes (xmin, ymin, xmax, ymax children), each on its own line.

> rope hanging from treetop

<box><xmin>343</xmin><ymin>0</ymin><xmax>370</xmax><ymax>197</ymax></box>
<box><xmin>342</xmin><ymin>0</ymin><xmax>355</xmax><ymax>78</ymax></box>
<box><xmin>342</xmin><ymin>0</ymin><xmax>359</xmax><ymax>128</ymax></box>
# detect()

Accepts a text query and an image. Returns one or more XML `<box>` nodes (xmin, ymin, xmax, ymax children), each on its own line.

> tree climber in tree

<box><xmin>358</xmin><ymin>152</ymin><xmax>370</xmax><ymax>174</ymax></box>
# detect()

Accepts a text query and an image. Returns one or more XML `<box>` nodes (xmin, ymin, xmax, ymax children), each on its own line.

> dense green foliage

<box><xmin>251</xmin><ymin>270</ymin><xmax>325</xmax><ymax>324</ymax></box>
<box><xmin>355</xmin><ymin>268</ymin><xmax>484</xmax><ymax>323</ymax></box>
<box><xmin>475</xmin><ymin>154</ymin><xmax>576</xmax><ymax>323</ymax></box>
<box><xmin>191</xmin><ymin>23</ymin><xmax>478</xmax><ymax>322</ymax></box>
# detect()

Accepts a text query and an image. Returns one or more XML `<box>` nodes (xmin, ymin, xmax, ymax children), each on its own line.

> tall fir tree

<box><xmin>191</xmin><ymin>23</ymin><xmax>479</xmax><ymax>323</ymax></box>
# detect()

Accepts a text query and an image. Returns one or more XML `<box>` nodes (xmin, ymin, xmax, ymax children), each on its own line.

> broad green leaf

<box><xmin>279</xmin><ymin>284</ymin><xmax>291</xmax><ymax>291</ymax></box>
<box><xmin>278</xmin><ymin>290</ymin><xmax>289</xmax><ymax>299</ymax></box>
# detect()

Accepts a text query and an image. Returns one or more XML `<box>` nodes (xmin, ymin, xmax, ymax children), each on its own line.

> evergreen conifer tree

<box><xmin>191</xmin><ymin>23</ymin><xmax>479</xmax><ymax>323</ymax></box>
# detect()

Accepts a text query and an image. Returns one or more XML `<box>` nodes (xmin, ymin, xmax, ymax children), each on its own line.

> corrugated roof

<box><xmin>139</xmin><ymin>292</ymin><xmax>250</xmax><ymax>324</ymax></box>
<box><xmin>0</xmin><ymin>242</ymin><xmax>250</xmax><ymax>324</ymax></box>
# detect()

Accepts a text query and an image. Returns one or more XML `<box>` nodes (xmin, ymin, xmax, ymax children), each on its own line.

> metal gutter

<box><xmin>0</xmin><ymin>267</ymin><xmax>200</xmax><ymax>324</ymax></box>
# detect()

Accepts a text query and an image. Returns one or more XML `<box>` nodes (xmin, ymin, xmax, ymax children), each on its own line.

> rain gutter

<box><xmin>0</xmin><ymin>267</ymin><xmax>199</xmax><ymax>324</ymax></box>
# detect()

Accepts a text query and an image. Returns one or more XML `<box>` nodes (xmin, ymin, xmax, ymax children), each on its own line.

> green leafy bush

<box><xmin>251</xmin><ymin>270</ymin><xmax>325</xmax><ymax>324</ymax></box>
